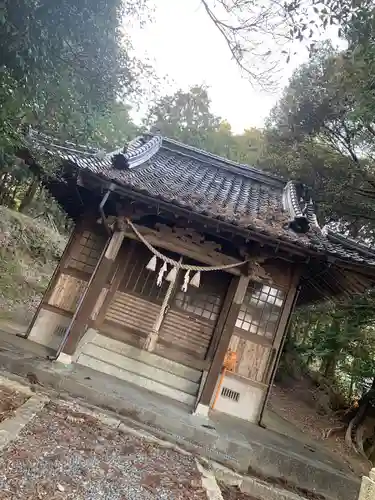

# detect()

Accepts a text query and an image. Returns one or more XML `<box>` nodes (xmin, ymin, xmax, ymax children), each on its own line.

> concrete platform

<box><xmin>0</xmin><ymin>328</ymin><xmax>361</xmax><ymax>500</ymax></box>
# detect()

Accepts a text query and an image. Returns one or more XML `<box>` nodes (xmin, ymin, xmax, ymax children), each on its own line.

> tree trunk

<box><xmin>0</xmin><ymin>173</ymin><xmax>9</xmax><ymax>204</ymax></box>
<box><xmin>10</xmin><ymin>178</ymin><xmax>22</xmax><ymax>208</ymax></box>
<box><xmin>348</xmin><ymin>358</ymin><xmax>358</xmax><ymax>402</ymax></box>
<box><xmin>320</xmin><ymin>353</ymin><xmax>338</xmax><ymax>381</ymax></box>
<box><xmin>19</xmin><ymin>177</ymin><xmax>39</xmax><ymax>213</ymax></box>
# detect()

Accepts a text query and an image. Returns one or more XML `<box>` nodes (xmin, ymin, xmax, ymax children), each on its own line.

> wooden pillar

<box><xmin>205</xmin><ymin>277</ymin><xmax>240</xmax><ymax>362</ymax></box>
<box><xmin>93</xmin><ymin>241</ymin><xmax>135</xmax><ymax>328</ymax></box>
<box><xmin>264</xmin><ymin>274</ymin><xmax>300</xmax><ymax>386</ymax></box>
<box><xmin>258</xmin><ymin>272</ymin><xmax>301</xmax><ymax>424</ymax></box>
<box><xmin>61</xmin><ymin>230</ymin><xmax>125</xmax><ymax>356</ymax></box>
<box><xmin>196</xmin><ymin>275</ymin><xmax>250</xmax><ymax>413</ymax></box>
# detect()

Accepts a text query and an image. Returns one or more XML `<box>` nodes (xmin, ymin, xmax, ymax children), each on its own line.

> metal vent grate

<box><xmin>221</xmin><ymin>387</ymin><xmax>240</xmax><ymax>402</ymax></box>
<box><xmin>53</xmin><ymin>324</ymin><xmax>67</xmax><ymax>339</ymax></box>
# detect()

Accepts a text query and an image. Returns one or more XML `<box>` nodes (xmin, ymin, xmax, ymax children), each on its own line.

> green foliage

<box><xmin>144</xmin><ymin>85</ymin><xmax>264</xmax><ymax>164</ymax></box>
<box><xmin>0</xmin><ymin>206</ymin><xmax>67</xmax><ymax>321</ymax></box>
<box><xmin>290</xmin><ymin>295</ymin><xmax>375</xmax><ymax>399</ymax></box>
<box><xmin>1</xmin><ymin>0</ymin><xmax>140</xmax><ymax>99</ymax></box>
<box><xmin>90</xmin><ymin>102</ymin><xmax>140</xmax><ymax>150</ymax></box>
<box><xmin>262</xmin><ymin>15</ymin><xmax>375</xmax><ymax>390</ymax></box>
<box><xmin>0</xmin><ymin>0</ymin><xmax>145</xmax><ymax>226</ymax></box>
<box><xmin>0</xmin><ymin>0</ymin><xmax>149</xmax><ymax>147</ymax></box>
<box><xmin>262</xmin><ymin>38</ymin><xmax>375</xmax><ymax>237</ymax></box>
<box><xmin>144</xmin><ymin>85</ymin><xmax>221</xmax><ymax>148</ymax></box>
<box><xmin>0</xmin><ymin>206</ymin><xmax>65</xmax><ymax>261</ymax></box>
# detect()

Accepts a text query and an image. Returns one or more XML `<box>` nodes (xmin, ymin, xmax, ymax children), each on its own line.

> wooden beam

<box><xmin>62</xmin><ymin>230</ymin><xmax>126</xmax><ymax>355</ymax></box>
<box><xmin>197</xmin><ymin>275</ymin><xmax>250</xmax><ymax>407</ymax></box>
<box><xmin>99</xmin><ymin>218</ymin><xmax>244</xmax><ymax>275</ymax></box>
<box><xmin>81</xmin><ymin>170</ymin><xmax>312</xmax><ymax>258</ymax></box>
<box><xmin>273</xmin><ymin>269</ymin><xmax>301</xmax><ymax>349</ymax></box>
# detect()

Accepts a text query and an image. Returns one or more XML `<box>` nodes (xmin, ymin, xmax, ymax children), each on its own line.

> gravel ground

<box><xmin>0</xmin><ymin>385</ymin><xmax>28</xmax><ymax>423</ymax></box>
<box><xmin>0</xmin><ymin>401</ymin><xmax>208</xmax><ymax>500</ymax></box>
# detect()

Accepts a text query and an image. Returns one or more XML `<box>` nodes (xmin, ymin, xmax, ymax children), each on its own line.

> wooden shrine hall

<box><xmin>18</xmin><ymin>132</ymin><xmax>375</xmax><ymax>423</ymax></box>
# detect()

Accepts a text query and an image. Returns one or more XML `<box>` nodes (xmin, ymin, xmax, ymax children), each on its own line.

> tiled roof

<box><xmin>24</xmin><ymin>131</ymin><xmax>375</xmax><ymax>269</ymax></box>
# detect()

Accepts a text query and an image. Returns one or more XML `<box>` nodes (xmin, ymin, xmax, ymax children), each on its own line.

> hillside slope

<box><xmin>0</xmin><ymin>207</ymin><xmax>67</xmax><ymax>324</ymax></box>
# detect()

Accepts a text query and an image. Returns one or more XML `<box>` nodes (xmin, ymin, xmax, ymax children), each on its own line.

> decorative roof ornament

<box><xmin>282</xmin><ymin>181</ymin><xmax>321</xmax><ymax>234</ymax></box>
<box><xmin>111</xmin><ymin>135</ymin><xmax>162</xmax><ymax>170</ymax></box>
<box><xmin>305</xmin><ymin>198</ymin><xmax>321</xmax><ymax>230</ymax></box>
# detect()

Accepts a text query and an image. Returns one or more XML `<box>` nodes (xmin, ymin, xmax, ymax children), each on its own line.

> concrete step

<box><xmin>79</xmin><ymin>342</ymin><xmax>199</xmax><ymax>397</ymax></box>
<box><xmin>77</xmin><ymin>353</ymin><xmax>197</xmax><ymax>406</ymax></box>
<box><xmin>92</xmin><ymin>334</ymin><xmax>201</xmax><ymax>383</ymax></box>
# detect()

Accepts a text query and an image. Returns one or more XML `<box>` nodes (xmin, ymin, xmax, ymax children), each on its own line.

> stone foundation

<box><xmin>358</xmin><ymin>468</ymin><xmax>375</xmax><ymax>500</ymax></box>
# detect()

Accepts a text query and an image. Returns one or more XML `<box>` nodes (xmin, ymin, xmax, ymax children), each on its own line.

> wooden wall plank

<box><xmin>159</xmin><ymin>309</ymin><xmax>214</xmax><ymax>360</ymax></box>
<box><xmin>105</xmin><ymin>291</ymin><xmax>160</xmax><ymax>337</ymax></box>
<box><xmin>48</xmin><ymin>274</ymin><xmax>87</xmax><ymax>313</ymax></box>
<box><xmin>26</xmin><ymin>219</ymin><xmax>84</xmax><ymax>337</ymax></box>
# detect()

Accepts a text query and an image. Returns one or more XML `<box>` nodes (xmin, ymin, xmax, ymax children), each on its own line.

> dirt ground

<box><xmin>0</xmin><ymin>401</ymin><xmax>208</xmax><ymax>500</ymax></box>
<box><xmin>0</xmin><ymin>385</ymin><xmax>28</xmax><ymax>423</ymax></box>
<box><xmin>219</xmin><ymin>483</ymin><xmax>259</xmax><ymax>500</ymax></box>
<box><xmin>269</xmin><ymin>382</ymin><xmax>371</xmax><ymax>477</ymax></box>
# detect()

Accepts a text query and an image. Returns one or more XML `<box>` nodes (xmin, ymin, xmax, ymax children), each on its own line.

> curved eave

<box><xmin>19</xmin><ymin>130</ymin><xmax>375</xmax><ymax>276</ymax></box>
<box><xmin>118</xmin><ymin>135</ymin><xmax>163</xmax><ymax>169</ymax></box>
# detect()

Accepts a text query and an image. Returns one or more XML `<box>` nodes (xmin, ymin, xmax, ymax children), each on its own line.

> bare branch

<box><xmin>199</xmin><ymin>0</ymin><xmax>290</xmax><ymax>89</ymax></box>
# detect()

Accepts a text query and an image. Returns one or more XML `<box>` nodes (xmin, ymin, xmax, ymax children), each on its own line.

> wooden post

<box><xmin>144</xmin><ymin>258</ymin><xmax>182</xmax><ymax>352</ymax></box>
<box><xmin>93</xmin><ymin>241</ymin><xmax>135</xmax><ymax>328</ymax></box>
<box><xmin>196</xmin><ymin>275</ymin><xmax>250</xmax><ymax>413</ymax></box>
<box><xmin>258</xmin><ymin>273</ymin><xmax>301</xmax><ymax>425</ymax></box>
<box><xmin>61</xmin><ymin>230</ymin><xmax>125</xmax><ymax>356</ymax></box>
<box><xmin>205</xmin><ymin>277</ymin><xmax>239</xmax><ymax>361</ymax></box>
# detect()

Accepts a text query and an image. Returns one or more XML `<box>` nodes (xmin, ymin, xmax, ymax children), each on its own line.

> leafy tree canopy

<box><xmin>144</xmin><ymin>85</ymin><xmax>264</xmax><ymax>165</ymax></box>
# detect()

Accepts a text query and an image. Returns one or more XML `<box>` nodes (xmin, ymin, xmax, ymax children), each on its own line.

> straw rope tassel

<box><xmin>190</xmin><ymin>271</ymin><xmax>201</xmax><ymax>288</ymax></box>
<box><xmin>166</xmin><ymin>266</ymin><xmax>178</xmax><ymax>283</ymax></box>
<box><xmin>157</xmin><ymin>261</ymin><xmax>168</xmax><ymax>287</ymax></box>
<box><xmin>182</xmin><ymin>270</ymin><xmax>191</xmax><ymax>292</ymax></box>
<box><xmin>126</xmin><ymin>217</ymin><xmax>249</xmax><ymax>293</ymax></box>
<box><xmin>146</xmin><ymin>255</ymin><xmax>157</xmax><ymax>271</ymax></box>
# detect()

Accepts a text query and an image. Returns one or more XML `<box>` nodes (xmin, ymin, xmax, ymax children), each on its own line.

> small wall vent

<box><xmin>221</xmin><ymin>387</ymin><xmax>240</xmax><ymax>402</ymax></box>
<box><xmin>53</xmin><ymin>324</ymin><xmax>67</xmax><ymax>340</ymax></box>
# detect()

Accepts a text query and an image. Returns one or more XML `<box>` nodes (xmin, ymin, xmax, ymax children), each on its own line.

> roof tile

<box><xmin>26</xmin><ymin>132</ymin><xmax>375</xmax><ymax>268</ymax></box>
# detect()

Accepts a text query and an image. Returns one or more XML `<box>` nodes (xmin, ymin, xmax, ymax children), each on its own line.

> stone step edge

<box><xmin>205</xmin><ymin>459</ymin><xmax>310</xmax><ymax>500</ymax></box>
<box><xmin>77</xmin><ymin>353</ymin><xmax>198</xmax><ymax>401</ymax></box>
<box><xmin>78</xmin><ymin>345</ymin><xmax>199</xmax><ymax>394</ymax></box>
<box><xmin>90</xmin><ymin>334</ymin><xmax>201</xmax><ymax>382</ymax></box>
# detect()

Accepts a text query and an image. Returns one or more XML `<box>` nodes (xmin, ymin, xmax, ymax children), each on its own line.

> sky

<box><xmin>128</xmin><ymin>0</ymin><xmax>342</xmax><ymax>133</ymax></box>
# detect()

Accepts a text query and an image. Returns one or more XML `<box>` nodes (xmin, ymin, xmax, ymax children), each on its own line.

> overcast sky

<box><xmin>129</xmin><ymin>0</ymin><xmax>343</xmax><ymax>133</ymax></box>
